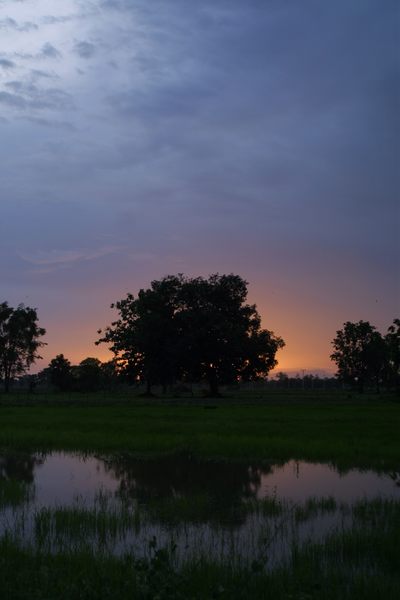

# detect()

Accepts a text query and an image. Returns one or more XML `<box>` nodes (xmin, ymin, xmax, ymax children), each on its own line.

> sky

<box><xmin>0</xmin><ymin>0</ymin><xmax>399</xmax><ymax>376</ymax></box>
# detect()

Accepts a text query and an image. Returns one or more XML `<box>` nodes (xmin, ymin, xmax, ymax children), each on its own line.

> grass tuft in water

<box><xmin>0</xmin><ymin>479</ymin><xmax>33</xmax><ymax>508</ymax></box>
<box><xmin>294</xmin><ymin>496</ymin><xmax>337</xmax><ymax>522</ymax></box>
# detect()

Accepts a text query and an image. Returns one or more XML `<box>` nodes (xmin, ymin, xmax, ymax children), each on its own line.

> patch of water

<box><xmin>0</xmin><ymin>452</ymin><xmax>399</xmax><ymax>566</ymax></box>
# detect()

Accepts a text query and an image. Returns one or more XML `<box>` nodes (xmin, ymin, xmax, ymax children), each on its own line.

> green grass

<box><xmin>0</xmin><ymin>393</ymin><xmax>398</xmax><ymax>466</ymax></box>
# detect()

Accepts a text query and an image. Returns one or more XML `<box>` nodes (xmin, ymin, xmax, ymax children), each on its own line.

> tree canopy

<box><xmin>97</xmin><ymin>274</ymin><xmax>285</xmax><ymax>395</ymax></box>
<box><xmin>47</xmin><ymin>354</ymin><xmax>73</xmax><ymax>392</ymax></box>
<box><xmin>385</xmin><ymin>319</ymin><xmax>400</xmax><ymax>389</ymax></box>
<box><xmin>330</xmin><ymin>320</ymin><xmax>387</xmax><ymax>392</ymax></box>
<box><xmin>43</xmin><ymin>355</ymin><xmax>120</xmax><ymax>392</ymax></box>
<box><xmin>0</xmin><ymin>302</ymin><xmax>46</xmax><ymax>392</ymax></box>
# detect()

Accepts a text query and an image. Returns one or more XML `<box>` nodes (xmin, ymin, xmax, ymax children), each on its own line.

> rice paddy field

<box><xmin>0</xmin><ymin>391</ymin><xmax>399</xmax><ymax>598</ymax></box>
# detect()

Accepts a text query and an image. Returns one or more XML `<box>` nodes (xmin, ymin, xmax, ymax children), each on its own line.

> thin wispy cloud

<box><xmin>0</xmin><ymin>17</ymin><xmax>37</xmax><ymax>31</ymax></box>
<box><xmin>19</xmin><ymin>246</ymin><xmax>122</xmax><ymax>266</ymax></box>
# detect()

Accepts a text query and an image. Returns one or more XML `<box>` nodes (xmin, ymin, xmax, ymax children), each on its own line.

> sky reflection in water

<box><xmin>1</xmin><ymin>452</ymin><xmax>399</xmax><ymax>566</ymax></box>
<box><xmin>2</xmin><ymin>452</ymin><xmax>399</xmax><ymax>509</ymax></box>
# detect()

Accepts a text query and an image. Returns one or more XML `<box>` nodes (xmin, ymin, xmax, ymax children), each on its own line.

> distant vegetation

<box><xmin>331</xmin><ymin>319</ymin><xmax>400</xmax><ymax>392</ymax></box>
<box><xmin>0</xmin><ymin>275</ymin><xmax>399</xmax><ymax>394</ymax></box>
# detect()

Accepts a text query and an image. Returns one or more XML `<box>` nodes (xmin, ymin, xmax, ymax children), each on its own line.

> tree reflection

<box><xmin>0</xmin><ymin>453</ymin><xmax>44</xmax><ymax>483</ymax></box>
<box><xmin>389</xmin><ymin>471</ymin><xmax>400</xmax><ymax>487</ymax></box>
<box><xmin>101</xmin><ymin>455</ymin><xmax>283</xmax><ymax>526</ymax></box>
<box><xmin>0</xmin><ymin>453</ymin><xmax>44</xmax><ymax>507</ymax></box>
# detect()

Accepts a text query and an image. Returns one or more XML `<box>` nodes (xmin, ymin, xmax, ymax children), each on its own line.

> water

<box><xmin>1</xmin><ymin>452</ymin><xmax>399</xmax><ymax>566</ymax></box>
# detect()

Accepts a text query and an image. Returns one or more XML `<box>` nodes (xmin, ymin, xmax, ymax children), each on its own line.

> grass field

<box><xmin>0</xmin><ymin>391</ymin><xmax>398</xmax><ymax>466</ymax></box>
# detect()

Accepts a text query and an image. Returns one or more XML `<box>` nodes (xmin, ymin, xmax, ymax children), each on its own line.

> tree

<box><xmin>100</xmin><ymin>360</ymin><xmax>121</xmax><ymax>390</ymax></box>
<box><xmin>97</xmin><ymin>274</ymin><xmax>285</xmax><ymax>396</ymax></box>
<box><xmin>0</xmin><ymin>302</ymin><xmax>46</xmax><ymax>392</ymax></box>
<box><xmin>385</xmin><ymin>319</ymin><xmax>400</xmax><ymax>389</ymax></box>
<box><xmin>274</xmin><ymin>372</ymin><xmax>289</xmax><ymax>388</ymax></box>
<box><xmin>97</xmin><ymin>275</ymin><xmax>185</xmax><ymax>394</ymax></box>
<box><xmin>175</xmin><ymin>274</ymin><xmax>284</xmax><ymax>395</ymax></box>
<box><xmin>76</xmin><ymin>357</ymin><xmax>103</xmax><ymax>392</ymax></box>
<box><xmin>47</xmin><ymin>354</ymin><xmax>73</xmax><ymax>392</ymax></box>
<box><xmin>330</xmin><ymin>321</ymin><xmax>386</xmax><ymax>392</ymax></box>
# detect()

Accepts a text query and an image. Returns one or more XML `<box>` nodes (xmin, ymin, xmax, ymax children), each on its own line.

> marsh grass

<box><xmin>294</xmin><ymin>496</ymin><xmax>337</xmax><ymax>522</ymax></box>
<box><xmin>13</xmin><ymin>492</ymin><xmax>345</xmax><ymax>554</ymax></box>
<box><xmin>34</xmin><ymin>505</ymin><xmax>137</xmax><ymax>549</ymax></box>
<box><xmin>249</xmin><ymin>495</ymin><xmax>285</xmax><ymax>517</ymax></box>
<box><xmin>0</xmin><ymin>479</ymin><xmax>33</xmax><ymax>508</ymax></box>
<box><xmin>0</xmin><ymin>498</ymin><xmax>399</xmax><ymax>599</ymax></box>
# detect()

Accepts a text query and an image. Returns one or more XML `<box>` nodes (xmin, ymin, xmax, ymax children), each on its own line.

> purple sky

<box><xmin>0</xmin><ymin>0</ymin><xmax>399</xmax><ymax>374</ymax></box>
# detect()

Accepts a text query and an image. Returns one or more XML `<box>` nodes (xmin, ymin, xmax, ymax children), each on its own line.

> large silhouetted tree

<box><xmin>330</xmin><ymin>320</ymin><xmax>387</xmax><ymax>392</ymax></box>
<box><xmin>0</xmin><ymin>302</ymin><xmax>46</xmax><ymax>392</ymax></box>
<box><xmin>97</xmin><ymin>274</ymin><xmax>284</xmax><ymax>396</ymax></box>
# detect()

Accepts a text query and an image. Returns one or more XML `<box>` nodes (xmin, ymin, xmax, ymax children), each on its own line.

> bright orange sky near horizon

<box><xmin>31</xmin><ymin>268</ymin><xmax>397</xmax><ymax>377</ymax></box>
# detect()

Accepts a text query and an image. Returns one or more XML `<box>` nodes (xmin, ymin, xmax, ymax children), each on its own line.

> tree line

<box><xmin>1</xmin><ymin>275</ymin><xmax>399</xmax><ymax>394</ymax></box>
<box><xmin>330</xmin><ymin>319</ymin><xmax>399</xmax><ymax>392</ymax></box>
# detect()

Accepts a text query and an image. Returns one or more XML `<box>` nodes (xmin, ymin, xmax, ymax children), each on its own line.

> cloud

<box><xmin>0</xmin><ymin>17</ymin><xmax>17</xmax><ymax>28</ymax></box>
<box><xmin>5</xmin><ymin>80</ymin><xmax>37</xmax><ymax>94</ymax></box>
<box><xmin>0</xmin><ymin>91</ymin><xmax>26</xmax><ymax>109</ymax></box>
<box><xmin>20</xmin><ymin>115</ymin><xmax>75</xmax><ymax>131</ymax></box>
<box><xmin>40</xmin><ymin>43</ymin><xmax>61</xmax><ymax>59</ymax></box>
<box><xmin>1</xmin><ymin>81</ymin><xmax>74</xmax><ymax>112</ymax></box>
<box><xmin>74</xmin><ymin>41</ymin><xmax>96</xmax><ymax>59</ymax></box>
<box><xmin>0</xmin><ymin>17</ymin><xmax>37</xmax><ymax>31</ymax></box>
<box><xmin>41</xmin><ymin>15</ymin><xmax>78</xmax><ymax>25</ymax></box>
<box><xmin>30</xmin><ymin>69</ymin><xmax>58</xmax><ymax>80</ymax></box>
<box><xmin>0</xmin><ymin>58</ymin><xmax>15</xmax><ymax>69</ymax></box>
<box><xmin>19</xmin><ymin>246</ymin><xmax>122</xmax><ymax>270</ymax></box>
<box><xmin>18</xmin><ymin>246</ymin><xmax>121</xmax><ymax>275</ymax></box>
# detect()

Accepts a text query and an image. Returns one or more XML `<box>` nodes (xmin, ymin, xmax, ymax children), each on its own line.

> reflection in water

<box><xmin>0</xmin><ymin>453</ymin><xmax>44</xmax><ymax>508</ymax></box>
<box><xmin>389</xmin><ymin>471</ymin><xmax>400</xmax><ymax>487</ymax></box>
<box><xmin>100</xmin><ymin>455</ymin><xmax>283</xmax><ymax>525</ymax></box>
<box><xmin>0</xmin><ymin>452</ymin><xmax>399</xmax><ymax>566</ymax></box>
<box><xmin>0</xmin><ymin>453</ymin><xmax>44</xmax><ymax>483</ymax></box>
<box><xmin>1</xmin><ymin>452</ymin><xmax>399</xmax><ymax>513</ymax></box>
